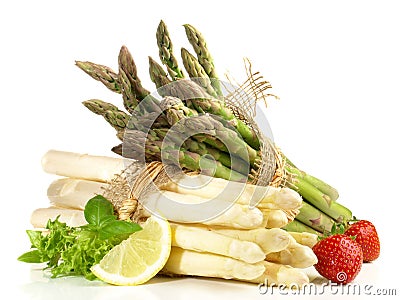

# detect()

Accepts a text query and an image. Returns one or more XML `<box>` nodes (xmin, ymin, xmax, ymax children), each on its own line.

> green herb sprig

<box><xmin>18</xmin><ymin>195</ymin><xmax>141</xmax><ymax>280</ymax></box>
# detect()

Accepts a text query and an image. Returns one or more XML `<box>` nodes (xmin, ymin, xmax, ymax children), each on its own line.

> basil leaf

<box><xmin>99</xmin><ymin>215</ymin><xmax>117</xmax><ymax>227</ymax></box>
<box><xmin>18</xmin><ymin>250</ymin><xmax>45</xmax><ymax>263</ymax></box>
<box><xmin>84</xmin><ymin>195</ymin><xmax>114</xmax><ymax>226</ymax></box>
<box><xmin>79</xmin><ymin>224</ymin><xmax>98</xmax><ymax>232</ymax></box>
<box><xmin>98</xmin><ymin>220</ymin><xmax>142</xmax><ymax>240</ymax></box>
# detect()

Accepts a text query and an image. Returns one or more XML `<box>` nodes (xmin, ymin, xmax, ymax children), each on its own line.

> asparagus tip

<box><xmin>111</xmin><ymin>144</ymin><xmax>123</xmax><ymax>156</ymax></box>
<box><xmin>120</xmin><ymin>45</ymin><xmax>128</xmax><ymax>53</ymax></box>
<box><xmin>181</xmin><ymin>47</ymin><xmax>188</xmax><ymax>55</ymax></box>
<box><xmin>158</xmin><ymin>19</ymin><xmax>165</xmax><ymax>27</ymax></box>
<box><xmin>82</xmin><ymin>100</ymin><xmax>90</xmax><ymax>107</ymax></box>
<box><xmin>75</xmin><ymin>60</ymin><xmax>85</xmax><ymax>68</ymax></box>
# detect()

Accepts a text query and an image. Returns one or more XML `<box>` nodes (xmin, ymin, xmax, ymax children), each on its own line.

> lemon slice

<box><xmin>91</xmin><ymin>216</ymin><xmax>171</xmax><ymax>285</ymax></box>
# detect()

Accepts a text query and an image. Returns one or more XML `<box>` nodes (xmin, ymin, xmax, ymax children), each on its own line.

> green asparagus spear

<box><xmin>283</xmin><ymin>220</ymin><xmax>320</xmax><ymax>235</ymax></box>
<box><xmin>82</xmin><ymin>99</ymin><xmax>128</xmax><ymax>140</ymax></box>
<box><xmin>76</xmin><ymin>50</ymin><xmax>160</xmax><ymax>115</ymax></box>
<box><xmin>159</xmin><ymin>95</ymin><xmax>198</xmax><ymax>125</ymax></box>
<box><xmin>160</xmin><ymin>97</ymin><xmax>260</xmax><ymax>166</ymax></box>
<box><xmin>75</xmin><ymin>61</ymin><xmax>121</xmax><ymax>93</ymax></box>
<box><xmin>122</xmin><ymin>129</ymin><xmax>246</xmax><ymax>182</ymax></box>
<box><xmin>82</xmin><ymin>99</ymin><xmax>121</xmax><ymax>115</ymax></box>
<box><xmin>118</xmin><ymin>46</ymin><xmax>163</xmax><ymax>115</ymax></box>
<box><xmin>82</xmin><ymin>99</ymin><xmax>164</xmax><ymax>136</ymax></box>
<box><xmin>182</xmin><ymin>24</ymin><xmax>260</xmax><ymax>149</ymax></box>
<box><xmin>154</xmin><ymin>127</ymin><xmax>249</xmax><ymax>176</ymax></box>
<box><xmin>300</xmin><ymin>172</ymin><xmax>339</xmax><ymax>202</ymax></box>
<box><xmin>187</xmin><ymin>97</ymin><xmax>261</xmax><ymax>150</ymax></box>
<box><xmin>148</xmin><ymin>56</ymin><xmax>172</xmax><ymax>91</ymax></box>
<box><xmin>283</xmin><ymin>155</ymin><xmax>339</xmax><ymax>201</ymax></box>
<box><xmin>296</xmin><ymin>202</ymin><xmax>335</xmax><ymax>233</ymax></box>
<box><xmin>181</xmin><ymin>47</ymin><xmax>217</xmax><ymax>97</ymax></box>
<box><xmin>118</xmin><ymin>67</ymin><xmax>139</xmax><ymax>113</ymax></box>
<box><xmin>183</xmin><ymin>24</ymin><xmax>222</xmax><ymax>96</ymax></box>
<box><xmin>156</xmin><ymin>20</ymin><xmax>185</xmax><ymax>80</ymax></box>
<box><xmin>118</xmin><ymin>46</ymin><xmax>151</xmax><ymax>100</ymax></box>
<box><xmin>286</xmin><ymin>165</ymin><xmax>352</xmax><ymax>222</ymax></box>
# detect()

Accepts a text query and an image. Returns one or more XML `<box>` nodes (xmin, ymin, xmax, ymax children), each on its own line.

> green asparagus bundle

<box><xmin>75</xmin><ymin>20</ymin><xmax>353</xmax><ymax>234</ymax></box>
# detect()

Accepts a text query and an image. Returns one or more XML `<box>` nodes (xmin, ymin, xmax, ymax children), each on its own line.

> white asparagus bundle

<box><xmin>38</xmin><ymin>150</ymin><xmax>315</xmax><ymax>285</ymax></box>
<box><xmin>163</xmin><ymin>247</ymin><xmax>265</xmax><ymax>281</ymax></box>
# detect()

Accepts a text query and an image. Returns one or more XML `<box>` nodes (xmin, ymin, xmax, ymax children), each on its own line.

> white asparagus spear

<box><xmin>195</xmin><ymin>204</ymin><xmax>265</xmax><ymax>229</ymax></box>
<box><xmin>30</xmin><ymin>207</ymin><xmax>87</xmax><ymax>228</ymax></box>
<box><xmin>260</xmin><ymin>208</ymin><xmax>289</xmax><ymax>228</ymax></box>
<box><xmin>160</xmin><ymin>174</ymin><xmax>302</xmax><ymax>210</ymax></box>
<box><xmin>42</xmin><ymin>150</ymin><xmax>126</xmax><ymax>182</ymax></box>
<box><xmin>288</xmin><ymin>232</ymin><xmax>319</xmax><ymax>248</ymax></box>
<box><xmin>163</xmin><ymin>247</ymin><xmax>265</xmax><ymax>280</ymax></box>
<box><xmin>47</xmin><ymin>178</ymin><xmax>107</xmax><ymax>210</ymax></box>
<box><xmin>247</xmin><ymin>261</ymin><xmax>309</xmax><ymax>287</ymax></box>
<box><xmin>144</xmin><ymin>190</ymin><xmax>265</xmax><ymax>229</ymax></box>
<box><xmin>148</xmin><ymin>190</ymin><xmax>293</xmax><ymax>229</ymax></box>
<box><xmin>265</xmin><ymin>235</ymin><xmax>318</xmax><ymax>268</ymax></box>
<box><xmin>170</xmin><ymin>223</ymin><xmax>265</xmax><ymax>263</ymax></box>
<box><xmin>210</xmin><ymin>228</ymin><xmax>291</xmax><ymax>255</ymax></box>
<box><xmin>248</xmin><ymin>188</ymin><xmax>303</xmax><ymax>210</ymax></box>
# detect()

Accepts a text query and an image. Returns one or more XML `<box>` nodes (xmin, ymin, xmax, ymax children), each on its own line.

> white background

<box><xmin>1</xmin><ymin>0</ymin><xmax>399</xmax><ymax>299</ymax></box>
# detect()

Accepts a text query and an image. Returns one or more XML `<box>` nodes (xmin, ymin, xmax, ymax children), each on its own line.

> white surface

<box><xmin>1</xmin><ymin>0</ymin><xmax>399</xmax><ymax>299</ymax></box>
<box><xmin>9</xmin><ymin>260</ymin><xmax>398</xmax><ymax>300</ymax></box>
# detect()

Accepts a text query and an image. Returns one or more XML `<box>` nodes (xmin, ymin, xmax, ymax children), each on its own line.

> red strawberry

<box><xmin>344</xmin><ymin>220</ymin><xmax>380</xmax><ymax>262</ymax></box>
<box><xmin>312</xmin><ymin>234</ymin><xmax>363</xmax><ymax>284</ymax></box>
